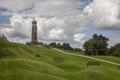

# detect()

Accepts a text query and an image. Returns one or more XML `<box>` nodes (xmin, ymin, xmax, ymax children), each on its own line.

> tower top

<box><xmin>32</xmin><ymin>19</ymin><xmax>37</xmax><ymax>24</ymax></box>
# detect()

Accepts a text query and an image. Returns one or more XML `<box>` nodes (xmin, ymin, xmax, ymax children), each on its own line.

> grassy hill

<box><xmin>0</xmin><ymin>41</ymin><xmax>120</xmax><ymax>80</ymax></box>
<box><xmin>94</xmin><ymin>56</ymin><xmax>120</xmax><ymax>64</ymax></box>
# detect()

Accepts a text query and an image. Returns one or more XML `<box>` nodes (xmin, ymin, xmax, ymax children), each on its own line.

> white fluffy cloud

<box><xmin>49</xmin><ymin>29</ymin><xmax>66</xmax><ymax>40</ymax></box>
<box><xmin>74</xmin><ymin>33</ymin><xmax>85</xmax><ymax>44</ymax></box>
<box><xmin>33</xmin><ymin>0</ymin><xmax>82</xmax><ymax>17</ymax></box>
<box><xmin>83</xmin><ymin>0</ymin><xmax>120</xmax><ymax>29</ymax></box>
<box><xmin>1</xmin><ymin>0</ymin><xmax>119</xmax><ymax>30</ymax></box>
<box><xmin>0</xmin><ymin>0</ymin><xmax>37</xmax><ymax>11</ymax></box>
<box><xmin>0</xmin><ymin>0</ymin><xmax>83</xmax><ymax>17</ymax></box>
<box><xmin>0</xmin><ymin>0</ymin><xmax>120</xmax><ymax>47</ymax></box>
<box><xmin>1</xmin><ymin>15</ymin><xmax>32</xmax><ymax>41</ymax></box>
<box><xmin>1</xmin><ymin>15</ymin><xmax>86</xmax><ymax>47</ymax></box>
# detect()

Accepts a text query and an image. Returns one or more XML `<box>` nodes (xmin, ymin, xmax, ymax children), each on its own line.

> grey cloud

<box><xmin>0</xmin><ymin>0</ymin><xmax>120</xmax><ymax>47</ymax></box>
<box><xmin>0</xmin><ymin>0</ymin><xmax>38</xmax><ymax>11</ymax></box>
<box><xmin>0</xmin><ymin>0</ymin><xmax>83</xmax><ymax>18</ymax></box>
<box><xmin>7</xmin><ymin>31</ymin><xmax>29</xmax><ymax>39</ymax></box>
<box><xmin>83</xmin><ymin>0</ymin><xmax>120</xmax><ymax>30</ymax></box>
<box><xmin>1</xmin><ymin>15</ymin><xmax>86</xmax><ymax>48</ymax></box>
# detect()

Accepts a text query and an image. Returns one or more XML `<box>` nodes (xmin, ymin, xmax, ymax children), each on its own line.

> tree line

<box><xmin>108</xmin><ymin>43</ymin><xmax>120</xmax><ymax>57</ymax></box>
<box><xmin>49</xmin><ymin>42</ymin><xmax>83</xmax><ymax>52</ymax></box>
<box><xmin>49</xmin><ymin>34</ymin><xmax>120</xmax><ymax>57</ymax></box>
<box><xmin>83</xmin><ymin>34</ymin><xmax>120</xmax><ymax>57</ymax></box>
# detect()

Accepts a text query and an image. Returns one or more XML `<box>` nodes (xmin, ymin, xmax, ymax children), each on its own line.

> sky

<box><xmin>0</xmin><ymin>0</ymin><xmax>120</xmax><ymax>48</ymax></box>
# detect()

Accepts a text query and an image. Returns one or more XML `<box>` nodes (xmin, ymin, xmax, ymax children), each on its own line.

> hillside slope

<box><xmin>0</xmin><ymin>42</ymin><xmax>120</xmax><ymax>80</ymax></box>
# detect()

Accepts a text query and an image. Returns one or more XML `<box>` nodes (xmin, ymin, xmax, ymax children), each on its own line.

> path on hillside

<box><xmin>53</xmin><ymin>48</ymin><xmax>120</xmax><ymax>66</ymax></box>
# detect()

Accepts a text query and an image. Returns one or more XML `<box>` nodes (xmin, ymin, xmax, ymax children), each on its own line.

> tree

<box><xmin>0</xmin><ymin>34</ymin><xmax>8</xmax><ymax>42</ymax></box>
<box><xmin>74</xmin><ymin>48</ymin><xmax>83</xmax><ymax>52</ymax></box>
<box><xmin>56</xmin><ymin>43</ymin><xmax>62</xmax><ymax>48</ymax></box>
<box><xmin>49</xmin><ymin>42</ymin><xmax>82</xmax><ymax>53</ymax></box>
<box><xmin>108</xmin><ymin>43</ymin><xmax>120</xmax><ymax>57</ymax></box>
<box><xmin>49</xmin><ymin>42</ymin><xmax>56</xmax><ymax>47</ymax></box>
<box><xmin>62</xmin><ymin>43</ymin><xmax>72</xmax><ymax>50</ymax></box>
<box><xmin>83</xmin><ymin>34</ymin><xmax>109</xmax><ymax>55</ymax></box>
<box><xmin>83</xmin><ymin>39</ymin><xmax>94</xmax><ymax>55</ymax></box>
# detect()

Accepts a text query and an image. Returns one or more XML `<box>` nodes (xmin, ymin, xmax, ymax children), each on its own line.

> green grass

<box><xmin>93</xmin><ymin>56</ymin><xmax>120</xmax><ymax>64</ymax></box>
<box><xmin>0</xmin><ymin>41</ymin><xmax>120</xmax><ymax>80</ymax></box>
<box><xmin>57</xmin><ymin>48</ymin><xmax>83</xmax><ymax>55</ymax></box>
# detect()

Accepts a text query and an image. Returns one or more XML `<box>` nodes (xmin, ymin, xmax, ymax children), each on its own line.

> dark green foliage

<box><xmin>0</xmin><ymin>34</ymin><xmax>8</xmax><ymax>42</ymax></box>
<box><xmin>49</xmin><ymin>42</ymin><xmax>82</xmax><ymax>52</ymax></box>
<box><xmin>74</xmin><ymin>48</ymin><xmax>83</xmax><ymax>52</ymax></box>
<box><xmin>62</xmin><ymin>43</ymin><xmax>72</xmax><ymax>50</ymax></box>
<box><xmin>56</xmin><ymin>43</ymin><xmax>62</xmax><ymax>48</ymax></box>
<box><xmin>83</xmin><ymin>34</ymin><xmax>109</xmax><ymax>55</ymax></box>
<box><xmin>108</xmin><ymin>43</ymin><xmax>120</xmax><ymax>57</ymax></box>
<box><xmin>49</xmin><ymin>42</ymin><xmax>57</xmax><ymax>47</ymax></box>
<box><xmin>49</xmin><ymin>42</ymin><xmax>72</xmax><ymax>50</ymax></box>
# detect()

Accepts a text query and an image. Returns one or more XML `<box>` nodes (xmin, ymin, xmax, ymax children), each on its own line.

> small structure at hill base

<box><xmin>36</xmin><ymin>52</ymin><xmax>44</xmax><ymax>58</ymax></box>
<box><xmin>36</xmin><ymin>53</ymin><xmax>41</xmax><ymax>57</ymax></box>
<box><xmin>53</xmin><ymin>56</ymin><xmax>64</xmax><ymax>63</ymax></box>
<box><xmin>117</xmin><ymin>65</ymin><xmax>120</xmax><ymax>70</ymax></box>
<box><xmin>87</xmin><ymin>62</ymin><xmax>100</xmax><ymax>67</ymax></box>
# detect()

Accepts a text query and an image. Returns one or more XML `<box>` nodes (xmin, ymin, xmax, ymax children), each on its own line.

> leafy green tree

<box><xmin>83</xmin><ymin>34</ymin><xmax>109</xmax><ymax>55</ymax></box>
<box><xmin>56</xmin><ymin>43</ymin><xmax>62</xmax><ymax>48</ymax></box>
<box><xmin>108</xmin><ymin>43</ymin><xmax>120</xmax><ymax>57</ymax></box>
<box><xmin>74</xmin><ymin>48</ymin><xmax>83</xmax><ymax>52</ymax></box>
<box><xmin>0</xmin><ymin>34</ymin><xmax>8</xmax><ymax>42</ymax></box>
<box><xmin>83</xmin><ymin>39</ymin><xmax>94</xmax><ymax>55</ymax></box>
<box><xmin>49</xmin><ymin>42</ymin><xmax>56</xmax><ymax>47</ymax></box>
<box><xmin>62</xmin><ymin>43</ymin><xmax>72</xmax><ymax>50</ymax></box>
<box><xmin>49</xmin><ymin>42</ymin><xmax>83</xmax><ymax>53</ymax></box>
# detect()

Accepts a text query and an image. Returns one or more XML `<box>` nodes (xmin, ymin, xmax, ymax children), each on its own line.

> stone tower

<box><xmin>31</xmin><ymin>19</ymin><xmax>38</xmax><ymax>44</ymax></box>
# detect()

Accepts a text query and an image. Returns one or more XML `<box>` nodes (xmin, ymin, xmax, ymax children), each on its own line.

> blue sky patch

<box><xmin>0</xmin><ymin>15</ymin><xmax>10</xmax><ymax>24</ymax></box>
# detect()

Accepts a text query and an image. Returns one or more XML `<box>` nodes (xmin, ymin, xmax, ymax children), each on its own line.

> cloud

<box><xmin>83</xmin><ymin>0</ymin><xmax>120</xmax><ymax>30</ymax></box>
<box><xmin>0</xmin><ymin>0</ymin><xmax>83</xmax><ymax>17</ymax></box>
<box><xmin>74</xmin><ymin>33</ymin><xmax>85</xmax><ymax>44</ymax></box>
<box><xmin>32</xmin><ymin>0</ymin><xmax>83</xmax><ymax>17</ymax></box>
<box><xmin>49</xmin><ymin>28</ymin><xmax>66</xmax><ymax>40</ymax></box>
<box><xmin>1</xmin><ymin>15</ymin><xmax>32</xmax><ymax>40</ymax></box>
<box><xmin>1</xmin><ymin>15</ymin><xmax>86</xmax><ymax>48</ymax></box>
<box><xmin>0</xmin><ymin>0</ymin><xmax>37</xmax><ymax>11</ymax></box>
<box><xmin>0</xmin><ymin>0</ymin><xmax>120</xmax><ymax>48</ymax></box>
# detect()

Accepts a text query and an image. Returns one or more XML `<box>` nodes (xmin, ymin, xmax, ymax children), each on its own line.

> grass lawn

<box><xmin>93</xmin><ymin>56</ymin><xmax>120</xmax><ymax>64</ymax></box>
<box><xmin>0</xmin><ymin>42</ymin><xmax>120</xmax><ymax>80</ymax></box>
<box><xmin>57</xmin><ymin>48</ymin><xmax>83</xmax><ymax>55</ymax></box>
